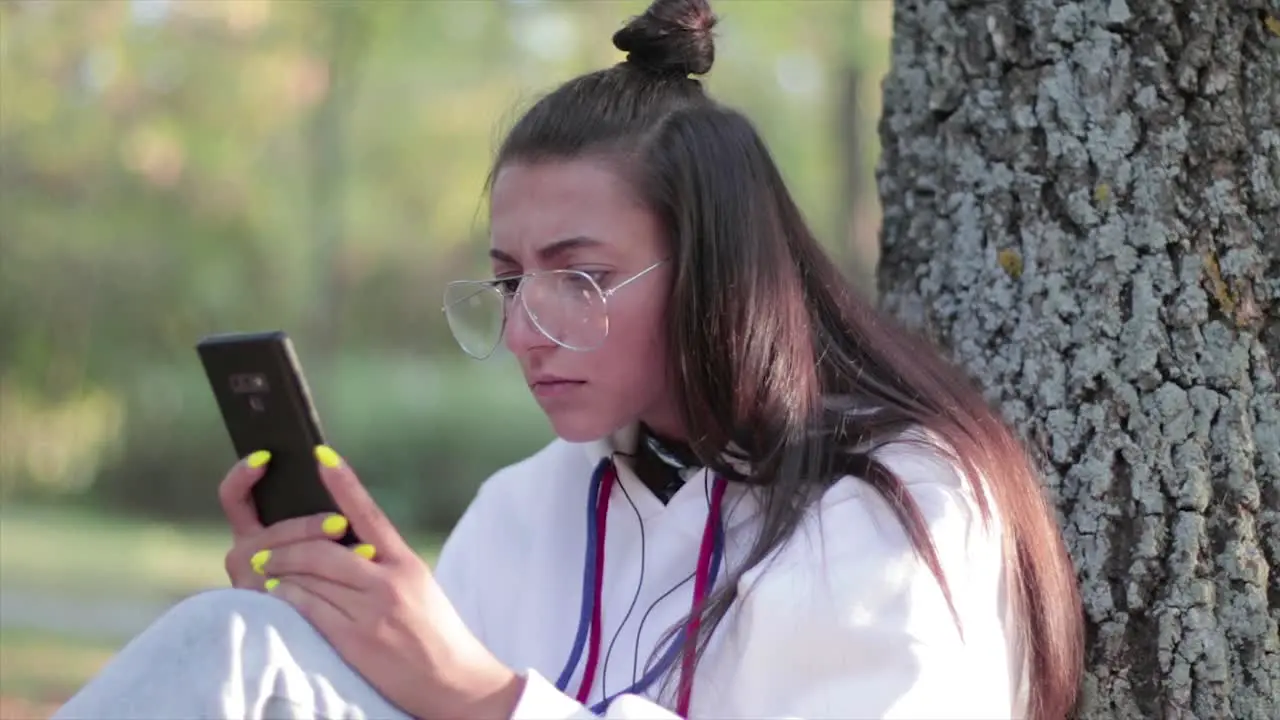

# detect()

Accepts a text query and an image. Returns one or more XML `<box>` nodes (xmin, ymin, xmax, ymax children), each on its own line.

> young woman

<box><xmin>52</xmin><ymin>0</ymin><xmax>1084</xmax><ymax>718</ymax></box>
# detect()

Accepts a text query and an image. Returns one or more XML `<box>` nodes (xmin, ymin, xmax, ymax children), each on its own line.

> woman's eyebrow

<box><xmin>489</xmin><ymin>236</ymin><xmax>607</xmax><ymax>265</ymax></box>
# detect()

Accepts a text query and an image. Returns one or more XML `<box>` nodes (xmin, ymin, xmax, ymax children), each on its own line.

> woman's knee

<box><xmin>156</xmin><ymin>587</ymin><xmax>313</xmax><ymax>640</ymax></box>
<box><xmin>157</xmin><ymin>589</ymin><xmax>394</xmax><ymax>715</ymax></box>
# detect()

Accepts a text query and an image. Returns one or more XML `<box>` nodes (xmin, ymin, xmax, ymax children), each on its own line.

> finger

<box><xmin>268</xmin><ymin>575</ymin><xmax>357</xmax><ymax>629</ymax></box>
<box><xmin>218</xmin><ymin>450</ymin><xmax>274</xmax><ymax>537</ymax></box>
<box><xmin>259</xmin><ymin>539</ymin><xmax>381</xmax><ymax>590</ymax></box>
<box><xmin>252</xmin><ymin>511</ymin><xmax>352</xmax><ymax>551</ymax></box>
<box><xmin>225</xmin><ymin>511</ymin><xmax>350</xmax><ymax>585</ymax></box>
<box><xmin>313</xmin><ymin>446</ymin><xmax>409</xmax><ymax>558</ymax></box>
<box><xmin>226</xmin><ymin>552</ymin><xmax>271</xmax><ymax>591</ymax></box>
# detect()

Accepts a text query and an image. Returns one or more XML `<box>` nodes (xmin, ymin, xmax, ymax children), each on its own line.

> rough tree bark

<box><xmin>874</xmin><ymin>0</ymin><xmax>1279</xmax><ymax>717</ymax></box>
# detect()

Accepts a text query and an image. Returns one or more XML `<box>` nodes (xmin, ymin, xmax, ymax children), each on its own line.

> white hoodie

<box><xmin>434</xmin><ymin>424</ymin><xmax>1024</xmax><ymax>719</ymax></box>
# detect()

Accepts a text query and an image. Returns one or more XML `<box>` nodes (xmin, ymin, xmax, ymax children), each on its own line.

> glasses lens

<box><xmin>523</xmin><ymin>271</ymin><xmax>607</xmax><ymax>351</ymax></box>
<box><xmin>443</xmin><ymin>282</ymin><xmax>505</xmax><ymax>358</ymax></box>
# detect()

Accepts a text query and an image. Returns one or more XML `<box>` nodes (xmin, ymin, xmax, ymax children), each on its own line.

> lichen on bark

<box><xmin>875</xmin><ymin>0</ymin><xmax>1280</xmax><ymax>717</ymax></box>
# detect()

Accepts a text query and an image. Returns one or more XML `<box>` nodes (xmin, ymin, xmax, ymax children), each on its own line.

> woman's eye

<box><xmin>494</xmin><ymin>277</ymin><xmax>521</xmax><ymax>294</ymax></box>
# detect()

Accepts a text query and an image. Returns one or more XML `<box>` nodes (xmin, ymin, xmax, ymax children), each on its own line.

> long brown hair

<box><xmin>490</xmin><ymin>0</ymin><xmax>1084</xmax><ymax>717</ymax></box>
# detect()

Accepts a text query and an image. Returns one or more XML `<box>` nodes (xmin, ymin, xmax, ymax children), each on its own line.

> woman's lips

<box><xmin>530</xmin><ymin>379</ymin><xmax>586</xmax><ymax>399</ymax></box>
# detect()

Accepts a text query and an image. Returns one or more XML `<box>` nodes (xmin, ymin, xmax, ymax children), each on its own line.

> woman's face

<box><xmin>488</xmin><ymin>157</ymin><xmax>681</xmax><ymax>443</ymax></box>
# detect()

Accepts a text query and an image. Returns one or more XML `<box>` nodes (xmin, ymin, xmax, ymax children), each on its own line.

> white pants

<box><xmin>51</xmin><ymin>589</ymin><xmax>414</xmax><ymax>720</ymax></box>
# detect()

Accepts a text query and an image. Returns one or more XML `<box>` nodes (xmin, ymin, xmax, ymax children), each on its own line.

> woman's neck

<box><xmin>637</xmin><ymin>398</ymin><xmax>686</xmax><ymax>446</ymax></box>
<box><xmin>642</xmin><ymin>425</ymin><xmax>699</xmax><ymax>469</ymax></box>
<box><xmin>633</xmin><ymin>424</ymin><xmax>697</xmax><ymax>504</ymax></box>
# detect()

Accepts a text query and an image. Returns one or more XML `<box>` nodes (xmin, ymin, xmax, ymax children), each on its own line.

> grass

<box><xmin>0</xmin><ymin>504</ymin><xmax>442</xmax><ymax>601</ymax></box>
<box><xmin>0</xmin><ymin>505</ymin><xmax>234</xmax><ymax>601</ymax></box>
<box><xmin>0</xmin><ymin>628</ymin><xmax>116</xmax><ymax>709</ymax></box>
<box><xmin>0</xmin><ymin>503</ymin><xmax>444</xmax><ymax>714</ymax></box>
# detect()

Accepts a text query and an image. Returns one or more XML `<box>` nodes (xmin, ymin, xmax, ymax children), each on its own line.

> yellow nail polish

<box><xmin>245</xmin><ymin>450</ymin><xmax>271</xmax><ymax>469</ymax></box>
<box><xmin>264</xmin><ymin>578</ymin><xmax>280</xmax><ymax>592</ymax></box>
<box><xmin>250</xmin><ymin>549</ymin><xmax>271</xmax><ymax>575</ymax></box>
<box><xmin>322</xmin><ymin>514</ymin><xmax>349</xmax><ymax>536</ymax></box>
<box><xmin>315</xmin><ymin>445</ymin><xmax>342</xmax><ymax>469</ymax></box>
<box><xmin>353</xmin><ymin>544</ymin><xmax>376</xmax><ymax>561</ymax></box>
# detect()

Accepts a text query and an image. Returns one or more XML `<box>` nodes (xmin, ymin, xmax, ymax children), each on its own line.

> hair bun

<box><xmin>612</xmin><ymin>0</ymin><xmax>717</xmax><ymax>77</ymax></box>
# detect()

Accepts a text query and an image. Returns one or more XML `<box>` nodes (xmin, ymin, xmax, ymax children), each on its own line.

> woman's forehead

<box><xmin>488</xmin><ymin>159</ymin><xmax>662</xmax><ymax>262</ymax></box>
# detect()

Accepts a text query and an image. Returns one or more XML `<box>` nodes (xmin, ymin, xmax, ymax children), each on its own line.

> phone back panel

<box><xmin>197</xmin><ymin>331</ymin><xmax>355</xmax><ymax>544</ymax></box>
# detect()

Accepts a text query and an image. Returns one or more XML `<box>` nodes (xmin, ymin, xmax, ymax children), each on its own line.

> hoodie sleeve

<box><xmin>505</xmin><ymin>444</ymin><xmax>1021</xmax><ymax>720</ymax></box>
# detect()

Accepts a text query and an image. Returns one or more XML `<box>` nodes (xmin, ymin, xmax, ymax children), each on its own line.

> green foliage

<box><xmin>88</xmin><ymin>353</ymin><xmax>551</xmax><ymax>534</ymax></box>
<box><xmin>0</xmin><ymin>0</ymin><xmax>890</xmax><ymax>530</ymax></box>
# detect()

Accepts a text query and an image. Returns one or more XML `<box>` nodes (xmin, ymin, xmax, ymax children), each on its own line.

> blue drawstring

<box><xmin>587</xmin><ymin>532</ymin><xmax>722</xmax><ymax>713</ymax></box>
<box><xmin>554</xmin><ymin>458</ymin><xmax>610</xmax><ymax>692</ymax></box>
<box><xmin>555</xmin><ymin>459</ymin><xmax>726</xmax><ymax>713</ymax></box>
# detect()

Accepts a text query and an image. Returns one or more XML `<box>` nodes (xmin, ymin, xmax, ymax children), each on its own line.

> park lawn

<box><xmin>0</xmin><ymin>505</ymin><xmax>443</xmax><ymax>715</ymax></box>
<box><xmin>0</xmin><ymin>505</ymin><xmax>233</xmax><ymax>600</ymax></box>
<box><xmin>0</xmin><ymin>504</ymin><xmax>443</xmax><ymax>600</ymax></box>
<box><xmin>0</xmin><ymin>627</ymin><xmax>117</xmax><ymax>711</ymax></box>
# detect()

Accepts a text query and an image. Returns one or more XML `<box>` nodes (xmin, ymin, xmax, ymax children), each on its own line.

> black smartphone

<box><xmin>196</xmin><ymin>330</ymin><xmax>357</xmax><ymax>545</ymax></box>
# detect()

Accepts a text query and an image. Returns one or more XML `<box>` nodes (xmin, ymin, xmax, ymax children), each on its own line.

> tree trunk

<box><xmin>874</xmin><ymin>1</ymin><xmax>1279</xmax><ymax>718</ymax></box>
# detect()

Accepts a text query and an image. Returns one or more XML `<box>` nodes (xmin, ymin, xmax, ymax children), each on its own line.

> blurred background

<box><xmin>0</xmin><ymin>0</ymin><xmax>890</xmax><ymax>713</ymax></box>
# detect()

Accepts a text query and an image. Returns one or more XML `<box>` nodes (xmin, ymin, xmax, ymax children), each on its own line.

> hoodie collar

<box><xmin>581</xmin><ymin>423</ymin><xmax>753</xmax><ymax>478</ymax></box>
<box><xmin>579</xmin><ymin>423</ymin><xmax>760</xmax><ymax>537</ymax></box>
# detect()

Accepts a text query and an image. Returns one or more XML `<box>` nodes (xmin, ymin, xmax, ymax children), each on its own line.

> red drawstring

<box><xmin>575</xmin><ymin>467</ymin><xmax>614</xmax><ymax>703</ymax></box>
<box><xmin>675</xmin><ymin>476</ymin><xmax>727</xmax><ymax>715</ymax></box>
<box><xmin>573</xmin><ymin>463</ymin><xmax>726</xmax><ymax>716</ymax></box>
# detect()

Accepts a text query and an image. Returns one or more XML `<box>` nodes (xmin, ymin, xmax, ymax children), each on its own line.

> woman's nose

<box><xmin>503</xmin><ymin>295</ymin><xmax>555</xmax><ymax>355</ymax></box>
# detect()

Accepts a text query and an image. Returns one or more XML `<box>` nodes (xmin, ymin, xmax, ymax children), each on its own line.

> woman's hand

<box><xmin>218</xmin><ymin>451</ymin><xmax>351</xmax><ymax>590</ymax></box>
<box><xmin>251</xmin><ymin>446</ymin><xmax>524</xmax><ymax>720</ymax></box>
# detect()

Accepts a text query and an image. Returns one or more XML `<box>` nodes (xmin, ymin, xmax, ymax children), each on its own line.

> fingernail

<box><xmin>245</xmin><ymin>450</ymin><xmax>271</xmax><ymax>469</ymax></box>
<box><xmin>264</xmin><ymin>578</ymin><xmax>280</xmax><ymax>592</ymax></box>
<box><xmin>250</xmin><ymin>549</ymin><xmax>271</xmax><ymax>575</ymax></box>
<box><xmin>352</xmin><ymin>544</ymin><xmax>376</xmax><ymax>561</ymax></box>
<box><xmin>315</xmin><ymin>445</ymin><xmax>342</xmax><ymax>469</ymax></box>
<box><xmin>322</xmin><ymin>514</ymin><xmax>349</xmax><ymax>536</ymax></box>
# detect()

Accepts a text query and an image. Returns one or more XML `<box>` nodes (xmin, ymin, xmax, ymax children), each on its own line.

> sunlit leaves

<box><xmin>1</xmin><ymin>0</ymin><xmax>887</xmax><ymax>386</ymax></box>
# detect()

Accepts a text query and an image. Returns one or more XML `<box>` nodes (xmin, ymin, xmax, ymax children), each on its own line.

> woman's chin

<box><xmin>549</xmin><ymin>422</ymin><xmax>611</xmax><ymax>445</ymax></box>
<box><xmin>544</xmin><ymin>411</ymin><xmax>624</xmax><ymax>445</ymax></box>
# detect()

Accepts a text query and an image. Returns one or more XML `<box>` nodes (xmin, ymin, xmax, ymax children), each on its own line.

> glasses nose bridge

<box><xmin>500</xmin><ymin>277</ymin><xmax>550</xmax><ymax>352</ymax></box>
<box><xmin>504</xmin><ymin>272</ymin><xmax>532</xmax><ymax>300</ymax></box>
<box><xmin>500</xmin><ymin>273</ymin><xmax>545</xmax><ymax>329</ymax></box>
<box><xmin>510</xmin><ymin>270</ymin><xmax>554</xmax><ymax>314</ymax></box>
<box><xmin>506</xmin><ymin>273</ymin><xmax>539</xmax><ymax>320</ymax></box>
